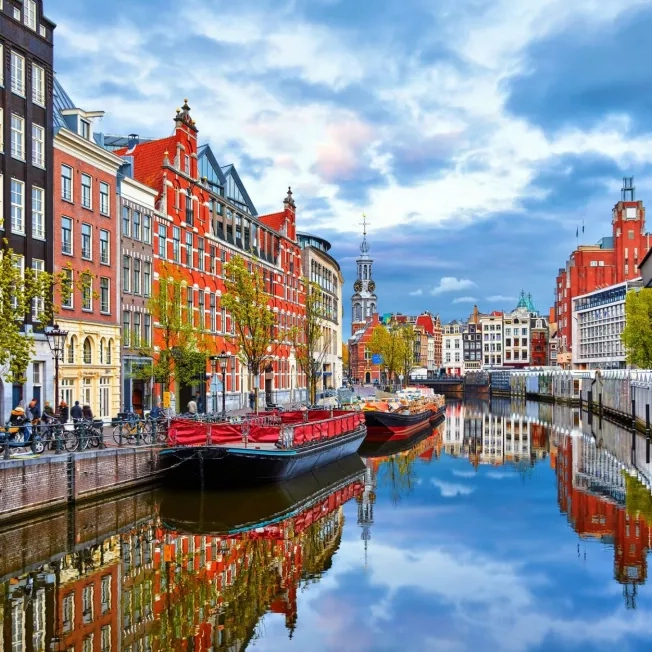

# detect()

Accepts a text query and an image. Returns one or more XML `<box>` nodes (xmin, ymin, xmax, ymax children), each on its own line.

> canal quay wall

<box><xmin>0</xmin><ymin>487</ymin><xmax>156</xmax><ymax>582</ymax></box>
<box><xmin>490</xmin><ymin>369</ymin><xmax>652</xmax><ymax>433</ymax></box>
<box><xmin>0</xmin><ymin>447</ymin><xmax>162</xmax><ymax>523</ymax></box>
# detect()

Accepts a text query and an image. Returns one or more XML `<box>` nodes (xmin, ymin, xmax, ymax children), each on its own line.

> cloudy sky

<box><xmin>48</xmin><ymin>0</ymin><xmax>652</xmax><ymax>329</ymax></box>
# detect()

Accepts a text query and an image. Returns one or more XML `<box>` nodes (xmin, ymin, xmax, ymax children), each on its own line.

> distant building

<box><xmin>554</xmin><ymin>178</ymin><xmax>651</xmax><ymax>362</ymax></box>
<box><xmin>480</xmin><ymin>311</ymin><xmax>504</xmax><ymax>368</ymax></box>
<box><xmin>571</xmin><ymin>278</ymin><xmax>642</xmax><ymax>369</ymax></box>
<box><xmin>443</xmin><ymin>320</ymin><xmax>464</xmax><ymax>376</ymax></box>
<box><xmin>350</xmin><ymin>218</ymin><xmax>378</xmax><ymax>334</ymax></box>
<box><xmin>462</xmin><ymin>306</ymin><xmax>482</xmax><ymax>372</ymax></box>
<box><xmin>298</xmin><ymin>232</ymin><xmax>344</xmax><ymax>391</ymax></box>
<box><xmin>348</xmin><ymin>313</ymin><xmax>381</xmax><ymax>385</ymax></box>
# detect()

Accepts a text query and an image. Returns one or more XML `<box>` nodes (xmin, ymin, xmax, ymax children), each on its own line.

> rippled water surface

<box><xmin>3</xmin><ymin>398</ymin><xmax>652</xmax><ymax>652</ymax></box>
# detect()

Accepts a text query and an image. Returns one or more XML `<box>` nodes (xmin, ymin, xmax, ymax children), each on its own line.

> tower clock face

<box><xmin>368</xmin><ymin>280</ymin><xmax>376</xmax><ymax>292</ymax></box>
<box><xmin>354</xmin><ymin>279</ymin><xmax>363</xmax><ymax>292</ymax></box>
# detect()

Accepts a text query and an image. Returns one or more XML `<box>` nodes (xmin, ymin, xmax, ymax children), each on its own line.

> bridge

<box><xmin>415</xmin><ymin>373</ymin><xmax>489</xmax><ymax>396</ymax></box>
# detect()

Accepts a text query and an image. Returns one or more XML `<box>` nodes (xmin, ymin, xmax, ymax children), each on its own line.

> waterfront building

<box><xmin>502</xmin><ymin>295</ymin><xmax>531</xmax><ymax>368</ymax></box>
<box><xmin>298</xmin><ymin>232</ymin><xmax>344</xmax><ymax>390</ymax></box>
<box><xmin>53</xmin><ymin>79</ymin><xmax>123</xmax><ymax>419</ymax></box>
<box><xmin>571</xmin><ymin>278</ymin><xmax>642</xmax><ymax>370</ymax></box>
<box><xmin>413</xmin><ymin>312</ymin><xmax>440</xmax><ymax>369</ymax></box>
<box><xmin>0</xmin><ymin>0</ymin><xmax>55</xmax><ymax>419</ymax></box>
<box><xmin>530</xmin><ymin>314</ymin><xmax>549</xmax><ymax>367</ymax></box>
<box><xmin>118</xmin><ymin>171</ymin><xmax>158</xmax><ymax>414</ymax></box>
<box><xmin>443</xmin><ymin>320</ymin><xmax>464</xmax><ymax>376</ymax></box>
<box><xmin>554</xmin><ymin>178</ymin><xmax>651</xmax><ymax>362</ymax></box>
<box><xmin>112</xmin><ymin>102</ymin><xmax>306</xmax><ymax>409</ymax></box>
<box><xmin>462</xmin><ymin>307</ymin><xmax>482</xmax><ymax>373</ymax></box>
<box><xmin>349</xmin><ymin>313</ymin><xmax>382</xmax><ymax>385</ymax></box>
<box><xmin>548</xmin><ymin>315</ymin><xmax>559</xmax><ymax>368</ymax></box>
<box><xmin>480</xmin><ymin>311</ymin><xmax>504</xmax><ymax>368</ymax></box>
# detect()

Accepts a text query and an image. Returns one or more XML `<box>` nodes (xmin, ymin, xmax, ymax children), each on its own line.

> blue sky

<box><xmin>47</xmin><ymin>0</ymin><xmax>652</xmax><ymax>326</ymax></box>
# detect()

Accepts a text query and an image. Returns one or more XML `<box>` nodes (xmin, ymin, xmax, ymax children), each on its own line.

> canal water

<box><xmin>3</xmin><ymin>398</ymin><xmax>652</xmax><ymax>652</ymax></box>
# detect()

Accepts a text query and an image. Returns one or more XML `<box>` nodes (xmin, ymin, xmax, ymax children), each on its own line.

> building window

<box><xmin>32</xmin><ymin>62</ymin><xmax>45</xmax><ymax>105</ymax></box>
<box><xmin>144</xmin><ymin>314</ymin><xmax>151</xmax><ymax>346</ymax></box>
<box><xmin>133</xmin><ymin>258</ymin><xmax>141</xmax><ymax>295</ymax></box>
<box><xmin>32</xmin><ymin>123</ymin><xmax>44</xmax><ymax>167</ymax></box>
<box><xmin>198</xmin><ymin>237</ymin><xmax>204</xmax><ymax>271</ymax></box>
<box><xmin>82</xmin><ymin>278</ymin><xmax>92</xmax><ymax>311</ymax></box>
<box><xmin>100</xmin><ymin>229</ymin><xmax>109</xmax><ymax>264</ymax></box>
<box><xmin>186</xmin><ymin>287</ymin><xmax>193</xmax><ymax>323</ymax></box>
<box><xmin>24</xmin><ymin>0</ymin><xmax>36</xmax><ymax>30</ymax></box>
<box><xmin>173</xmin><ymin>227</ymin><xmax>180</xmax><ymax>262</ymax></box>
<box><xmin>66</xmin><ymin>338</ymin><xmax>75</xmax><ymax>364</ymax></box>
<box><xmin>39</xmin><ymin>24</ymin><xmax>46</xmax><ymax>37</ymax></box>
<box><xmin>10</xmin><ymin>51</ymin><xmax>25</xmax><ymax>95</ymax></box>
<box><xmin>100</xmin><ymin>278</ymin><xmax>110</xmax><ymax>313</ymax></box>
<box><xmin>143</xmin><ymin>261</ymin><xmax>151</xmax><ymax>296</ymax></box>
<box><xmin>158</xmin><ymin>224</ymin><xmax>167</xmax><ymax>258</ymax></box>
<box><xmin>99</xmin><ymin>377</ymin><xmax>110</xmax><ymax>416</ymax></box>
<box><xmin>61</xmin><ymin>165</ymin><xmax>73</xmax><ymax>201</ymax></box>
<box><xmin>83</xmin><ymin>338</ymin><xmax>92</xmax><ymax>364</ymax></box>
<box><xmin>10</xmin><ymin>179</ymin><xmax>24</xmax><ymax>233</ymax></box>
<box><xmin>122</xmin><ymin>205</ymin><xmax>130</xmax><ymax>236</ymax></box>
<box><xmin>123</xmin><ymin>312</ymin><xmax>131</xmax><ymax>347</ymax></box>
<box><xmin>81</xmin><ymin>223</ymin><xmax>92</xmax><ymax>259</ymax></box>
<box><xmin>81</xmin><ymin>173</ymin><xmax>92</xmax><ymax>208</ymax></box>
<box><xmin>61</xmin><ymin>217</ymin><xmax>73</xmax><ymax>254</ymax></box>
<box><xmin>133</xmin><ymin>312</ymin><xmax>141</xmax><ymax>346</ymax></box>
<box><xmin>198</xmin><ymin>291</ymin><xmax>205</xmax><ymax>329</ymax></box>
<box><xmin>62</xmin><ymin>268</ymin><xmax>73</xmax><ymax>308</ymax></box>
<box><xmin>186</xmin><ymin>189</ymin><xmax>193</xmax><ymax>225</ymax></box>
<box><xmin>133</xmin><ymin>210</ymin><xmax>141</xmax><ymax>240</ymax></box>
<box><xmin>143</xmin><ymin>212</ymin><xmax>151</xmax><ymax>243</ymax></box>
<box><xmin>210</xmin><ymin>293</ymin><xmax>216</xmax><ymax>332</ymax></box>
<box><xmin>80</xmin><ymin>119</ymin><xmax>90</xmax><ymax>140</ymax></box>
<box><xmin>99</xmin><ymin>182</ymin><xmax>110</xmax><ymax>215</ymax></box>
<box><xmin>32</xmin><ymin>259</ymin><xmax>44</xmax><ymax>320</ymax></box>
<box><xmin>32</xmin><ymin>186</ymin><xmax>44</xmax><ymax>238</ymax></box>
<box><xmin>123</xmin><ymin>255</ymin><xmax>131</xmax><ymax>292</ymax></box>
<box><xmin>11</xmin><ymin>113</ymin><xmax>24</xmax><ymax>159</ymax></box>
<box><xmin>0</xmin><ymin>109</ymin><xmax>3</xmax><ymax>152</ymax></box>
<box><xmin>185</xmin><ymin>231</ymin><xmax>193</xmax><ymax>265</ymax></box>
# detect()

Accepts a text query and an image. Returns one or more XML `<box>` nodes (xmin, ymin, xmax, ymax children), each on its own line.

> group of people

<box><xmin>9</xmin><ymin>398</ymin><xmax>95</xmax><ymax>434</ymax></box>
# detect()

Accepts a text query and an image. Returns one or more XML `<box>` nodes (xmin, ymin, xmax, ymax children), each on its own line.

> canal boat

<box><xmin>159</xmin><ymin>454</ymin><xmax>366</xmax><ymax>534</ymax></box>
<box><xmin>159</xmin><ymin>409</ymin><xmax>366</xmax><ymax>487</ymax></box>
<box><xmin>359</xmin><ymin>417</ymin><xmax>444</xmax><ymax>459</ymax></box>
<box><xmin>361</xmin><ymin>393</ymin><xmax>446</xmax><ymax>442</ymax></box>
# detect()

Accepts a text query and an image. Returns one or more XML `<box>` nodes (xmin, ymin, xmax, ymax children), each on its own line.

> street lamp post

<box><xmin>45</xmin><ymin>324</ymin><xmax>68</xmax><ymax>416</ymax></box>
<box><xmin>217</xmin><ymin>350</ymin><xmax>229</xmax><ymax>419</ymax></box>
<box><xmin>209</xmin><ymin>355</ymin><xmax>218</xmax><ymax>413</ymax></box>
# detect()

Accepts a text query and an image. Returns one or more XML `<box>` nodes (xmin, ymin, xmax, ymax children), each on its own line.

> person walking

<box><xmin>58</xmin><ymin>401</ymin><xmax>69</xmax><ymax>423</ymax></box>
<box><xmin>150</xmin><ymin>400</ymin><xmax>163</xmax><ymax>419</ymax></box>
<box><xmin>28</xmin><ymin>398</ymin><xmax>41</xmax><ymax>421</ymax></box>
<box><xmin>71</xmin><ymin>400</ymin><xmax>83</xmax><ymax>420</ymax></box>
<box><xmin>82</xmin><ymin>404</ymin><xmax>94</xmax><ymax>420</ymax></box>
<box><xmin>249</xmin><ymin>390</ymin><xmax>255</xmax><ymax>411</ymax></box>
<box><xmin>187</xmin><ymin>397</ymin><xmax>197</xmax><ymax>414</ymax></box>
<box><xmin>42</xmin><ymin>401</ymin><xmax>54</xmax><ymax>423</ymax></box>
<box><xmin>195</xmin><ymin>392</ymin><xmax>203</xmax><ymax>414</ymax></box>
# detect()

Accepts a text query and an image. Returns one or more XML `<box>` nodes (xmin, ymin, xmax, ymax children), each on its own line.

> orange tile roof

<box><xmin>415</xmin><ymin>314</ymin><xmax>435</xmax><ymax>335</ymax></box>
<box><xmin>258</xmin><ymin>211</ymin><xmax>285</xmax><ymax>232</ymax></box>
<box><xmin>114</xmin><ymin>135</ymin><xmax>177</xmax><ymax>191</ymax></box>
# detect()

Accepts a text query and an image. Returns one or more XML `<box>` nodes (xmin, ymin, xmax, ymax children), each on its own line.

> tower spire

<box><xmin>360</xmin><ymin>213</ymin><xmax>369</xmax><ymax>255</ymax></box>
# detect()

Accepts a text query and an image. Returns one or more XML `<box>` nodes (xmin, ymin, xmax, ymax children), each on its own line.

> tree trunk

<box><xmin>254</xmin><ymin>372</ymin><xmax>260</xmax><ymax>415</ymax></box>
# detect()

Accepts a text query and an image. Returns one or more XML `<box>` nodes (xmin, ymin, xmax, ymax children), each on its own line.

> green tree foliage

<box><xmin>399</xmin><ymin>325</ymin><xmax>417</xmax><ymax>387</ymax></box>
<box><xmin>291</xmin><ymin>280</ymin><xmax>331</xmax><ymax>404</ymax></box>
<box><xmin>368</xmin><ymin>321</ymin><xmax>415</xmax><ymax>386</ymax></box>
<box><xmin>222</xmin><ymin>255</ymin><xmax>276</xmax><ymax>411</ymax></box>
<box><xmin>622</xmin><ymin>288</ymin><xmax>652</xmax><ymax>368</ymax></box>
<box><xmin>0</xmin><ymin>242</ymin><xmax>58</xmax><ymax>383</ymax></box>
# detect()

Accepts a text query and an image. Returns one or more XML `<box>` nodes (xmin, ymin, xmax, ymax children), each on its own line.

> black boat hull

<box><xmin>159</xmin><ymin>425</ymin><xmax>367</xmax><ymax>488</ymax></box>
<box><xmin>363</xmin><ymin>409</ymin><xmax>433</xmax><ymax>440</ymax></box>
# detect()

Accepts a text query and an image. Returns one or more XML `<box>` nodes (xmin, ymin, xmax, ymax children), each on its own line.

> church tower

<box><xmin>351</xmin><ymin>215</ymin><xmax>378</xmax><ymax>335</ymax></box>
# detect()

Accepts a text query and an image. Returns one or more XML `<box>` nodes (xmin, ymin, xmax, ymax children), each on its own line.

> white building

<box><xmin>298</xmin><ymin>232</ymin><xmax>344</xmax><ymax>391</ymax></box>
<box><xmin>443</xmin><ymin>320</ymin><xmax>464</xmax><ymax>375</ymax></box>
<box><xmin>480</xmin><ymin>312</ymin><xmax>504</xmax><ymax>368</ymax></box>
<box><xmin>572</xmin><ymin>278</ymin><xmax>641</xmax><ymax>370</ymax></box>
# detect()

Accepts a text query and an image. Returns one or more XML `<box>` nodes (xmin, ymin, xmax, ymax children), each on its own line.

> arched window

<box><xmin>353</xmin><ymin>303</ymin><xmax>362</xmax><ymax>322</ymax></box>
<box><xmin>363</xmin><ymin>266</ymin><xmax>368</xmax><ymax>280</ymax></box>
<box><xmin>107</xmin><ymin>339</ymin><xmax>113</xmax><ymax>365</ymax></box>
<box><xmin>370</xmin><ymin>303</ymin><xmax>376</xmax><ymax>314</ymax></box>
<box><xmin>99</xmin><ymin>338</ymin><xmax>105</xmax><ymax>364</ymax></box>
<box><xmin>67</xmin><ymin>336</ymin><xmax>76</xmax><ymax>364</ymax></box>
<box><xmin>83</xmin><ymin>337</ymin><xmax>92</xmax><ymax>364</ymax></box>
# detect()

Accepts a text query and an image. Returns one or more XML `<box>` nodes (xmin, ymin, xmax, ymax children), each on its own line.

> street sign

<box><xmin>372</xmin><ymin>354</ymin><xmax>382</xmax><ymax>365</ymax></box>
<box><xmin>163</xmin><ymin>392</ymin><xmax>170</xmax><ymax>409</ymax></box>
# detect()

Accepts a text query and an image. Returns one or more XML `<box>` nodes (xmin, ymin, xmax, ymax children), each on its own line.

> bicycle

<box><xmin>113</xmin><ymin>414</ymin><xmax>144</xmax><ymax>445</ymax></box>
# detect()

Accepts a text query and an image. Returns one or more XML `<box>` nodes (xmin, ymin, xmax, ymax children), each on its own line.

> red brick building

<box><xmin>53</xmin><ymin>79</ymin><xmax>123</xmax><ymax>418</ymax></box>
<box><xmin>349</xmin><ymin>313</ymin><xmax>382</xmax><ymax>384</ymax></box>
<box><xmin>529</xmin><ymin>316</ymin><xmax>549</xmax><ymax>367</ymax></box>
<box><xmin>114</xmin><ymin>101</ymin><xmax>306</xmax><ymax>409</ymax></box>
<box><xmin>554</xmin><ymin>178</ymin><xmax>652</xmax><ymax>360</ymax></box>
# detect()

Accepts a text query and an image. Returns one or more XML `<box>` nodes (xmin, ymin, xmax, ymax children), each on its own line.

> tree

<box><xmin>222</xmin><ymin>255</ymin><xmax>276</xmax><ymax>413</ymax></box>
<box><xmin>367</xmin><ymin>323</ymin><xmax>404</xmax><ymax>385</ymax></box>
<box><xmin>0</xmin><ymin>242</ymin><xmax>58</xmax><ymax>383</ymax></box>
<box><xmin>622</xmin><ymin>288</ymin><xmax>652</xmax><ymax>368</ymax></box>
<box><xmin>134</xmin><ymin>263</ymin><xmax>205</xmax><ymax>394</ymax></box>
<box><xmin>291</xmin><ymin>280</ymin><xmax>331</xmax><ymax>404</ymax></box>
<box><xmin>398</xmin><ymin>325</ymin><xmax>417</xmax><ymax>387</ymax></box>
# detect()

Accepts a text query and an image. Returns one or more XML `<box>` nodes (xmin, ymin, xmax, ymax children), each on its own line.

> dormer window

<box><xmin>80</xmin><ymin>119</ymin><xmax>90</xmax><ymax>140</ymax></box>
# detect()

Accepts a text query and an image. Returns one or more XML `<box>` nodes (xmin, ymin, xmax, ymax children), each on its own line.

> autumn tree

<box><xmin>222</xmin><ymin>255</ymin><xmax>276</xmax><ymax>413</ymax></box>
<box><xmin>291</xmin><ymin>280</ymin><xmax>331</xmax><ymax>404</ymax></box>
<box><xmin>367</xmin><ymin>323</ymin><xmax>404</xmax><ymax>385</ymax></box>
<box><xmin>622</xmin><ymin>288</ymin><xmax>652</xmax><ymax>368</ymax></box>
<box><xmin>0</xmin><ymin>242</ymin><xmax>58</xmax><ymax>383</ymax></box>
<box><xmin>399</xmin><ymin>325</ymin><xmax>417</xmax><ymax>387</ymax></box>
<box><xmin>134</xmin><ymin>263</ymin><xmax>206</xmax><ymax>395</ymax></box>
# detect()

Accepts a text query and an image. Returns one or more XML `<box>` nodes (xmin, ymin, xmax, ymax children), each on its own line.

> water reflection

<box><xmin>4</xmin><ymin>400</ymin><xmax>652</xmax><ymax>650</ymax></box>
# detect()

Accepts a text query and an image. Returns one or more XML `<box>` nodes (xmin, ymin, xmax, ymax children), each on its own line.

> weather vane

<box><xmin>361</xmin><ymin>213</ymin><xmax>368</xmax><ymax>236</ymax></box>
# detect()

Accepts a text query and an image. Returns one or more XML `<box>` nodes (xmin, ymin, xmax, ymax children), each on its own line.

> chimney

<box><xmin>127</xmin><ymin>133</ymin><xmax>139</xmax><ymax>150</ymax></box>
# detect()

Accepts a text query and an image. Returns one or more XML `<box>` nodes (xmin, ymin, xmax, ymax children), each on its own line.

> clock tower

<box><xmin>351</xmin><ymin>216</ymin><xmax>378</xmax><ymax>334</ymax></box>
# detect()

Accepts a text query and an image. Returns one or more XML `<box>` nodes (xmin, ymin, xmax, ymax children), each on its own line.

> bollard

<box><xmin>55</xmin><ymin>430</ymin><xmax>63</xmax><ymax>455</ymax></box>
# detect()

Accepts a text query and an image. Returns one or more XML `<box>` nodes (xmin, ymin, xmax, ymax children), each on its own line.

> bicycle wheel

<box><xmin>63</xmin><ymin>430</ymin><xmax>79</xmax><ymax>452</ymax></box>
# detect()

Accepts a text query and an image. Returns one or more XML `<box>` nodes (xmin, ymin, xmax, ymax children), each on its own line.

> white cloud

<box><xmin>452</xmin><ymin>469</ymin><xmax>476</xmax><ymax>478</ymax></box>
<box><xmin>452</xmin><ymin>296</ymin><xmax>477</xmax><ymax>304</ymax></box>
<box><xmin>431</xmin><ymin>277</ymin><xmax>476</xmax><ymax>295</ymax></box>
<box><xmin>486</xmin><ymin>295</ymin><xmax>517</xmax><ymax>303</ymax></box>
<box><xmin>409</xmin><ymin>289</ymin><xmax>423</xmax><ymax>296</ymax></box>
<box><xmin>486</xmin><ymin>471</ymin><xmax>514</xmax><ymax>480</ymax></box>
<box><xmin>431</xmin><ymin>479</ymin><xmax>476</xmax><ymax>497</ymax></box>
